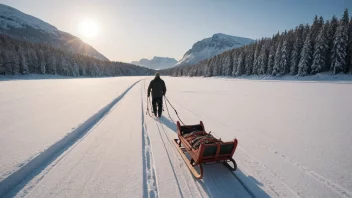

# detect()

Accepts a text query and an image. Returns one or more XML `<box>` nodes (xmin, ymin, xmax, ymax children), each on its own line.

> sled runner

<box><xmin>173</xmin><ymin>121</ymin><xmax>238</xmax><ymax>179</ymax></box>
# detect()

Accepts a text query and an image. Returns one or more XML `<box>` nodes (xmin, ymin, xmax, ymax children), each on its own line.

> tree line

<box><xmin>0</xmin><ymin>34</ymin><xmax>152</xmax><ymax>76</ymax></box>
<box><xmin>162</xmin><ymin>9</ymin><xmax>352</xmax><ymax>77</ymax></box>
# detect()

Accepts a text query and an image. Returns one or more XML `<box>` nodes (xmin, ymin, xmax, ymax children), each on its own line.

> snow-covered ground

<box><xmin>0</xmin><ymin>76</ymin><xmax>351</xmax><ymax>198</ymax></box>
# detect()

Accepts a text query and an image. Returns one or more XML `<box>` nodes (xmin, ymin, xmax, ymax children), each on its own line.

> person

<box><xmin>147</xmin><ymin>72</ymin><xmax>167</xmax><ymax>117</ymax></box>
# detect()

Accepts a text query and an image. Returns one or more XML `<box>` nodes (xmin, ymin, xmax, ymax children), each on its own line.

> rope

<box><xmin>164</xmin><ymin>96</ymin><xmax>175</xmax><ymax>123</ymax></box>
<box><xmin>164</xmin><ymin>96</ymin><xmax>185</xmax><ymax>125</ymax></box>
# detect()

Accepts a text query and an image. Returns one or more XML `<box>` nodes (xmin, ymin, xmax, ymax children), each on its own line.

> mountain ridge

<box><xmin>0</xmin><ymin>3</ymin><xmax>108</xmax><ymax>61</ymax></box>
<box><xmin>175</xmin><ymin>33</ymin><xmax>254</xmax><ymax>66</ymax></box>
<box><xmin>131</xmin><ymin>56</ymin><xmax>177</xmax><ymax>70</ymax></box>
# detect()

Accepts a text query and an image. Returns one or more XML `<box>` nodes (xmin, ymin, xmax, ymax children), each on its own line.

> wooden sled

<box><xmin>174</xmin><ymin>121</ymin><xmax>238</xmax><ymax>179</ymax></box>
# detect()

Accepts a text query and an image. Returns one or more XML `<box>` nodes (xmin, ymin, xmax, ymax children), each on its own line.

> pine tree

<box><xmin>232</xmin><ymin>51</ymin><xmax>239</xmax><ymax>76</ymax></box>
<box><xmin>267</xmin><ymin>45</ymin><xmax>276</xmax><ymax>75</ymax></box>
<box><xmin>235</xmin><ymin>52</ymin><xmax>245</xmax><ymax>76</ymax></box>
<box><xmin>20</xmin><ymin>52</ymin><xmax>29</xmax><ymax>74</ymax></box>
<box><xmin>273</xmin><ymin>42</ymin><xmax>282</xmax><ymax>76</ymax></box>
<box><xmin>258</xmin><ymin>41</ymin><xmax>269</xmax><ymax>75</ymax></box>
<box><xmin>8</xmin><ymin>52</ymin><xmax>20</xmax><ymax>75</ymax></box>
<box><xmin>59</xmin><ymin>55</ymin><xmax>70</xmax><ymax>76</ymax></box>
<box><xmin>0</xmin><ymin>53</ymin><xmax>4</xmax><ymax>75</ymax></box>
<box><xmin>279</xmin><ymin>39</ymin><xmax>291</xmax><ymax>75</ymax></box>
<box><xmin>331</xmin><ymin>25</ymin><xmax>348</xmax><ymax>74</ymax></box>
<box><xmin>47</xmin><ymin>55</ymin><xmax>57</xmax><ymax>75</ymax></box>
<box><xmin>213</xmin><ymin>55</ymin><xmax>222</xmax><ymax>76</ymax></box>
<box><xmin>39</xmin><ymin>50</ymin><xmax>46</xmax><ymax>74</ymax></box>
<box><xmin>245</xmin><ymin>46</ymin><xmax>254</xmax><ymax>75</ymax></box>
<box><xmin>252</xmin><ymin>41</ymin><xmax>261</xmax><ymax>75</ymax></box>
<box><xmin>290</xmin><ymin>35</ymin><xmax>303</xmax><ymax>75</ymax></box>
<box><xmin>298</xmin><ymin>32</ymin><xmax>313</xmax><ymax>76</ymax></box>
<box><xmin>223</xmin><ymin>53</ymin><xmax>232</xmax><ymax>76</ymax></box>
<box><xmin>311</xmin><ymin>26</ymin><xmax>328</xmax><ymax>74</ymax></box>
<box><xmin>331</xmin><ymin>10</ymin><xmax>349</xmax><ymax>74</ymax></box>
<box><xmin>348</xmin><ymin>17</ymin><xmax>352</xmax><ymax>73</ymax></box>
<box><xmin>327</xmin><ymin>15</ymin><xmax>339</xmax><ymax>67</ymax></box>
<box><xmin>72</xmin><ymin>59</ymin><xmax>79</xmax><ymax>77</ymax></box>
<box><xmin>342</xmin><ymin>9</ymin><xmax>349</xmax><ymax>26</ymax></box>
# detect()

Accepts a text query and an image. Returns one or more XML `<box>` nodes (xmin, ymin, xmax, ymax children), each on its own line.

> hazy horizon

<box><xmin>0</xmin><ymin>0</ymin><xmax>350</xmax><ymax>63</ymax></box>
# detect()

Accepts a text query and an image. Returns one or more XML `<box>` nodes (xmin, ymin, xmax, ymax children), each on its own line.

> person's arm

<box><xmin>163</xmin><ymin>81</ymin><xmax>167</xmax><ymax>95</ymax></box>
<box><xmin>147</xmin><ymin>81</ymin><xmax>152</xmax><ymax>97</ymax></box>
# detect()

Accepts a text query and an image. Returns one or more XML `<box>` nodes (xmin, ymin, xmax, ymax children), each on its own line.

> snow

<box><xmin>0</xmin><ymin>4</ymin><xmax>58</xmax><ymax>35</ymax></box>
<box><xmin>0</xmin><ymin>77</ymin><xmax>143</xmax><ymax>182</ymax></box>
<box><xmin>175</xmin><ymin>33</ymin><xmax>254</xmax><ymax>67</ymax></box>
<box><xmin>131</xmin><ymin>57</ymin><xmax>177</xmax><ymax>70</ymax></box>
<box><xmin>1</xmin><ymin>76</ymin><xmax>352</xmax><ymax>197</ymax></box>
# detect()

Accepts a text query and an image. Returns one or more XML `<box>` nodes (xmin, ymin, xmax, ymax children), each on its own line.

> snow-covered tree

<box><xmin>223</xmin><ymin>52</ymin><xmax>232</xmax><ymax>76</ymax></box>
<box><xmin>272</xmin><ymin>42</ymin><xmax>282</xmax><ymax>76</ymax></box>
<box><xmin>235</xmin><ymin>52</ymin><xmax>245</xmax><ymax>76</ymax></box>
<box><xmin>20</xmin><ymin>52</ymin><xmax>29</xmax><ymax>74</ymax></box>
<box><xmin>327</xmin><ymin>15</ymin><xmax>339</xmax><ymax>66</ymax></box>
<box><xmin>245</xmin><ymin>46</ymin><xmax>254</xmax><ymax>75</ymax></box>
<box><xmin>279</xmin><ymin>39</ymin><xmax>291</xmax><ymax>75</ymax></box>
<box><xmin>311</xmin><ymin>26</ymin><xmax>328</xmax><ymax>74</ymax></box>
<box><xmin>72</xmin><ymin>59</ymin><xmax>79</xmax><ymax>77</ymax></box>
<box><xmin>232</xmin><ymin>51</ymin><xmax>239</xmax><ymax>76</ymax></box>
<box><xmin>47</xmin><ymin>55</ymin><xmax>57</xmax><ymax>75</ymax></box>
<box><xmin>258</xmin><ymin>41</ymin><xmax>269</xmax><ymax>75</ymax></box>
<box><xmin>39</xmin><ymin>50</ymin><xmax>46</xmax><ymax>74</ymax></box>
<box><xmin>252</xmin><ymin>41</ymin><xmax>261</xmax><ymax>75</ymax></box>
<box><xmin>290</xmin><ymin>35</ymin><xmax>303</xmax><ymax>75</ymax></box>
<box><xmin>331</xmin><ymin>25</ymin><xmax>348</xmax><ymax>74</ymax></box>
<box><xmin>330</xmin><ymin>10</ymin><xmax>349</xmax><ymax>74</ymax></box>
<box><xmin>298</xmin><ymin>32</ymin><xmax>313</xmax><ymax>76</ymax></box>
<box><xmin>267</xmin><ymin>45</ymin><xmax>276</xmax><ymax>75</ymax></box>
<box><xmin>60</xmin><ymin>55</ymin><xmax>71</xmax><ymax>76</ymax></box>
<box><xmin>348</xmin><ymin>17</ymin><xmax>352</xmax><ymax>72</ymax></box>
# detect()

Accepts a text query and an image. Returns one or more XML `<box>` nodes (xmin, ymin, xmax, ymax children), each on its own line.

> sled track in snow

<box><xmin>0</xmin><ymin>80</ymin><xmax>141</xmax><ymax>197</ymax></box>
<box><xmin>141</xmin><ymin>81</ymin><xmax>159</xmax><ymax>198</ymax></box>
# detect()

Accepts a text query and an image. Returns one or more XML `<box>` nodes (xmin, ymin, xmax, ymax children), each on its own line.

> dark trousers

<box><xmin>152</xmin><ymin>97</ymin><xmax>163</xmax><ymax>117</ymax></box>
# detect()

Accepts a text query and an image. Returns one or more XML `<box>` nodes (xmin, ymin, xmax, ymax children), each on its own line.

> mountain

<box><xmin>0</xmin><ymin>4</ymin><xmax>108</xmax><ymax>61</ymax></box>
<box><xmin>175</xmin><ymin>33</ymin><xmax>254</xmax><ymax>66</ymax></box>
<box><xmin>131</xmin><ymin>56</ymin><xmax>177</xmax><ymax>70</ymax></box>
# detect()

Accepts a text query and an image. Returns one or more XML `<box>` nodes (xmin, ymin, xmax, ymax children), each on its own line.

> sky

<box><xmin>0</xmin><ymin>0</ymin><xmax>351</xmax><ymax>63</ymax></box>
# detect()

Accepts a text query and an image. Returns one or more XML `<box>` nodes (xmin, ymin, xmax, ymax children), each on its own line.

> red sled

<box><xmin>173</xmin><ymin>121</ymin><xmax>238</xmax><ymax>179</ymax></box>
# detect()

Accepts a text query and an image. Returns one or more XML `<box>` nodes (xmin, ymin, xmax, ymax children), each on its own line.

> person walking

<box><xmin>147</xmin><ymin>72</ymin><xmax>167</xmax><ymax>117</ymax></box>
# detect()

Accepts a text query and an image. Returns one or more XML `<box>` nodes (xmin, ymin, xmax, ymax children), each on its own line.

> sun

<box><xmin>78</xmin><ymin>19</ymin><xmax>99</xmax><ymax>39</ymax></box>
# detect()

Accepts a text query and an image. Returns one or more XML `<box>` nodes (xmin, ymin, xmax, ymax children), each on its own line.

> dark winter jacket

<box><xmin>148</xmin><ymin>77</ymin><xmax>166</xmax><ymax>98</ymax></box>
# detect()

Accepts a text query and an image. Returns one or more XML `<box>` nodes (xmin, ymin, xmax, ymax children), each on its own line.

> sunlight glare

<box><xmin>78</xmin><ymin>19</ymin><xmax>99</xmax><ymax>39</ymax></box>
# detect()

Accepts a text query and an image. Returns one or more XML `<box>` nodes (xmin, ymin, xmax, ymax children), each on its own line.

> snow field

<box><xmin>9</xmin><ymin>81</ymin><xmax>145</xmax><ymax>197</ymax></box>
<box><xmin>162</xmin><ymin>77</ymin><xmax>352</xmax><ymax>198</ymax></box>
<box><xmin>0</xmin><ymin>77</ymin><xmax>143</xmax><ymax>191</ymax></box>
<box><xmin>1</xmin><ymin>76</ymin><xmax>351</xmax><ymax>198</ymax></box>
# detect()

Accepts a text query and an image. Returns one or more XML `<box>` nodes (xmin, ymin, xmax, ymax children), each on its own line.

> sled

<box><xmin>173</xmin><ymin>121</ymin><xmax>238</xmax><ymax>179</ymax></box>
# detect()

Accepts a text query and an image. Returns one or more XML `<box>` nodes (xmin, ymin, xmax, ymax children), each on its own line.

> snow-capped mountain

<box><xmin>131</xmin><ymin>56</ymin><xmax>177</xmax><ymax>70</ymax></box>
<box><xmin>175</xmin><ymin>33</ymin><xmax>254</xmax><ymax>66</ymax></box>
<box><xmin>0</xmin><ymin>4</ymin><xmax>108</xmax><ymax>61</ymax></box>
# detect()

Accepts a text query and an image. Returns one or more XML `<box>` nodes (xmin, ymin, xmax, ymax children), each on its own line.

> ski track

<box><xmin>143</xmin><ymin>80</ymin><xmax>205</xmax><ymax>198</ymax></box>
<box><xmin>141</xmin><ymin>80</ymin><xmax>159</xmax><ymax>198</ymax></box>
<box><xmin>168</xmin><ymin>97</ymin><xmax>352</xmax><ymax>198</ymax></box>
<box><xmin>0</xmin><ymin>79</ymin><xmax>142</xmax><ymax>197</ymax></box>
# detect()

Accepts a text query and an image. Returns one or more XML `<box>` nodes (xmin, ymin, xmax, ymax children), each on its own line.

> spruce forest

<box><xmin>0</xmin><ymin>35</ymin><xmax>151</xmax><ymax>76</ymax></box>
<box><xmin>163</xmin><ymin>9</ymin><xmax>352</xmax><ymax>77</ymax></box>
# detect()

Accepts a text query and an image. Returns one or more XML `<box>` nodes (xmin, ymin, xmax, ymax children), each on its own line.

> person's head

<box><xmin>155</xmin><ymin>72</ymin><xmax>160</xmax><ymax>78</ymax></box>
